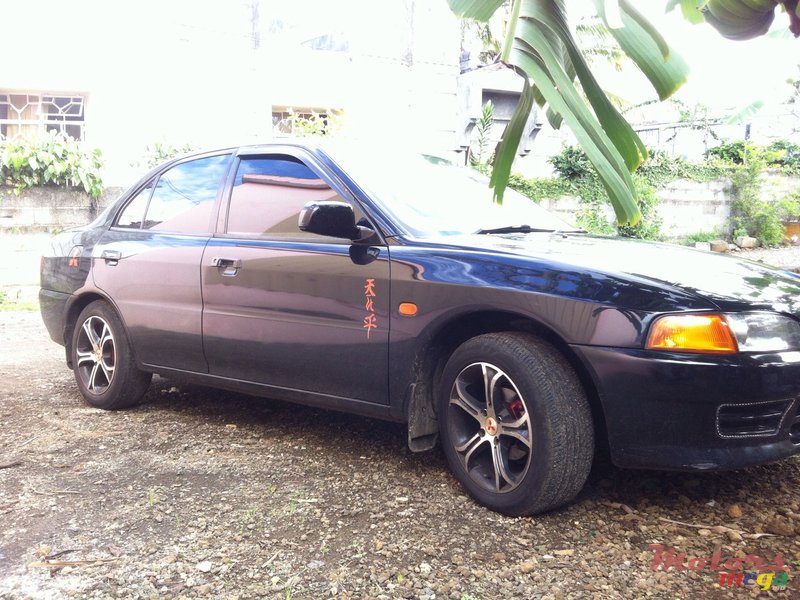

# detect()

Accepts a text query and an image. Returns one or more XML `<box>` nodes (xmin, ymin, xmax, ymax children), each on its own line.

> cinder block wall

<box><xmin>0</xmin><ymin>187</ymin><xmax>123</xmax><ymax>230</ymax></box>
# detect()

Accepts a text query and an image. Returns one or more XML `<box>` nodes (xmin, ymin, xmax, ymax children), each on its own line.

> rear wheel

<box><xmin>71</xmin><ymin>300</ymin><xmax>151</xmax><ymax>409</ymax></box>
<box><xmin>438</xmin><ymin>332</ymin><xmax>594</xmax><ymax>515</ymax></box>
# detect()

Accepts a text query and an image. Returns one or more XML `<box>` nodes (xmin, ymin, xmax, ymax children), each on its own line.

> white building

<box><xmin>1</xmin><ymin>0</ymin><xmax>463</xmax><ymax>186</ymax></box>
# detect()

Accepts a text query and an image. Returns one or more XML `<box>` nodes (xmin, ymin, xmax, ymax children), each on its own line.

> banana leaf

<box><xmin>448</xmin><ymin>0</ymin><xmax>689</xmax><ymax>226</ymax></box>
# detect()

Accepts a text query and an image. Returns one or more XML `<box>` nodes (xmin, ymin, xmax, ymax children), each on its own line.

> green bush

<box><xmin>141</xmin><ymin>142</ymin><xmax>196</xmax><ymax>169</ymax></box>
<box><xmin>706</xmin><ymin>139</ymin><xmax>785</xmax><ymax>170</ymax></box>
<box><xmin>617</xmin><ymin>177</ymin><xmax>663</xmax><ymax>240</ymax></box>
<box><xmin>777</xmin><ymin>192</ymin><xmax>800</xmax><ymax>221</ymax></box>
<box><xmin>767</xmin><ymin>139</ymin><xmax>800</xmax><ymax>175</ymax></box>
<box><xmin>683</xmin><ymin>230</ymin><xmax>720</xmax><ymax>244</ymax></box>
<box><xmin>546</xmin><ymin>146</ymin><xmax>665</xmax><ymax>239</ymax></box>
<box><xmin>549</xmin><ymin>145</ymin><xmax>593</xmax><ymax>180</ymax></box>
<box><xmin>705</xmin><ymin>140</ymin><xmax>757</xmax><ymax>164</ymax></box>
<box><xmin>750</xmin><ymin>202</ymin><xmax>784</xmax><ymax>246</ymax></box>
<box><xmin>507</xmin><ymin>172</ymin><xmax>571</xmax><ymax>203</ymax></box>
<box><xmin>0</xmin><ymin>131</ymin><xmax>104</xmax><ymax>198</ymax></box>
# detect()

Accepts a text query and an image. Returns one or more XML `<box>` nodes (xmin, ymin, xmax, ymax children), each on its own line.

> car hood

<box><xmin>431</xmin><ymin>233</ymin><xmax>800</xmax><ymax>317</ymax></box>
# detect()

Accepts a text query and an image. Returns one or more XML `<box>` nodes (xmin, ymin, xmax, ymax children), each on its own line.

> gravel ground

<box><xmin>0</xmin><ymin>235</ymin><xmax>799</xmax><ymax>599</ymax></box>
<box><xmin>733</xmin><ymin>245</ymin><xmax>800</xmax><ymax>272</ymax></box>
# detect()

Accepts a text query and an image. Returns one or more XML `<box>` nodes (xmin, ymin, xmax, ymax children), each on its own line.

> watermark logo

<box><xmin>649</xmin><ymin>544</ymin><xmax>791</xmax><ymax>592</ymax></box>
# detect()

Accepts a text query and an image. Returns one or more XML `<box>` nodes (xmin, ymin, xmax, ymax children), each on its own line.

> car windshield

<box><xmin>327</xmin><ymin>149</ymin><xmax>576</xmax><ymax>237</ymax></box>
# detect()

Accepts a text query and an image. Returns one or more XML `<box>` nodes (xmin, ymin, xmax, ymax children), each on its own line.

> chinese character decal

<box><xmin>363</xmin><ymin>278</ymin><xmax>377</xmax><ymax>339</ymax></box>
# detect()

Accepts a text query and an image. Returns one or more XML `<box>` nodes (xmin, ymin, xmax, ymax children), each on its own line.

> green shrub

<box><xmin>767</xmin><ymin>140</ymin><xmax>800</xmax><ymax>175</ymax></box>
<box><xmin>141</xmin><ymin>142</ymin><xmax>196</xmax><ymax>169</ymax></box>
<box><xmin>0</xmin><ymin>131</ymin><xmax>104</xmax><ymax>198</ymax></box>
<box><xmin>507</xmin><ymin>173</ymin><xmax>570</xmax><ymax>203</ymax></box>
<box><xmin>706</xmin><ymin>140</ymin><xmax>753</xmax><ymax>164</ymax></box>
<box><xmin>617</xmin><ymin>177</ymin><xmax>663</xmax><ymax>240</ymax></box>
<box><xmin>575</xmin><ymin>202</ymin><xmax>616</xmax><ymax>235</ymax></box>
<box><xmin>549</xmin><ymin>145</ymin><xmax>593</xmax><ymax>180</ymax></box>
<box><xmin>777</xmin><ymin>193</ymin><xmax>800</xmax><ymax>221</ymax></box>
<box><xmin>750</xmin><ymin>202</ymin><xmax>784</xmax><ymax>246</ymax></box>
<box><xmin>683</xmin><ymin>231</ymin><xmax>720</xmax><ymax>244</ymax></box>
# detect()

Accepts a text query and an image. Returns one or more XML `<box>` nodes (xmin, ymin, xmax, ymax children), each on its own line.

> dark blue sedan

<box><xmin>39</xmin><ymin>143</ymin><xmax>800</xmax><ymax>515</ymax></box>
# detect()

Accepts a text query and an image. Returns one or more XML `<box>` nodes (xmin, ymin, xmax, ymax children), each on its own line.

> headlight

<box><xmin>725</xmin><ymin>313</ymin><xmax>800</xmax><ymax>352</ymax></box>
<box><xmin>646</xmin><ymin>312</ymin><xmax>800</xmax><ymax>354</ymax></box>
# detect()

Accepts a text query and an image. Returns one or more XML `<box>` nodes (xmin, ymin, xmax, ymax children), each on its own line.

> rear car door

<box><xmin>92</xmin><ymin>152</ymin><xmax>233</xmax><ymax>372</ymax></box>
<box><xmin>201</xmin><ymin>149</ymin><xmax>390</xmax><ymax>403</ymax></box>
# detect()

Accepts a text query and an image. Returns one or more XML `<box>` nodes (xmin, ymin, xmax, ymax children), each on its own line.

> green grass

<box><xmin>0</xmin><ymin>289</ymin><xmax>39</xmax><ymax>312</ymax></box>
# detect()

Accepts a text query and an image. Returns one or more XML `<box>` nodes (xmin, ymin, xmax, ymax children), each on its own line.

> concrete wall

<box><xmin>4</xmin><ymin>173</ymin><xmax>798</xmax><ymax>234</ymax></box>
<box><xmin>540</xmin><ymin>182</ymin><xmax>737</xmax><ymax>237</ymax></box>
<box><xmin>0</xmin><ymin>187</ymin><xmax>122</xmax><ymax>230</ymax></box>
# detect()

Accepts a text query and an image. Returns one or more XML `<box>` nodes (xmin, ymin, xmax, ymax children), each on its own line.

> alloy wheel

<box><xmin>75</xmin><ymin>315</ymin><xmax>116</xmax><ymax>394</ymax></box>
<box><xmin>447</xmin><ymin>362</ymin><xmax>533</xmax><ymax>493</ymax></box>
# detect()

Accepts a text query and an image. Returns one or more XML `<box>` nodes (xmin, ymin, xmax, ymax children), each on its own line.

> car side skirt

<box><xmin>147</xmin><ymin>365</ymin><xmax>400</xmax><ymax>423</ymax></box>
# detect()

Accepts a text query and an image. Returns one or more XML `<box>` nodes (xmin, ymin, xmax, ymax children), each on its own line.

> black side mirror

<box><xmin>298</xmin><ymin>201</ymin><xmax>375</xmax><ymax>242</ymax></box>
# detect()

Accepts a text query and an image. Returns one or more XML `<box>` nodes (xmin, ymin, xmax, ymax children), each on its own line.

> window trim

<box><xmin>215</xmin><ymin>147</ymin><xmax>384</xmax><ymax>245</ymax></box>
<box><xmin>109</xmin><ymin>151</ymin><xmax>235</xmax><ymax>235</ymax></box>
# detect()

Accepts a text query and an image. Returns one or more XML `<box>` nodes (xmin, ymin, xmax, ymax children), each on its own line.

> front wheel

<box><xmin>71</xmin><ymin>300</ymin><xmax>152</xmax><ymax>410</ymax></box>
<box><xmin>438</xmin><ymin>332</ymin><xmax>594</xmax><ymax>515</ymax></box>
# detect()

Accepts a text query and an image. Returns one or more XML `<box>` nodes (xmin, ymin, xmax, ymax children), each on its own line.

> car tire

<box><xmin>71</xmin><ymin>300</ymin><xmax>152</xmax><ymax>410</ymax></box>
<box><xmin>438</xmin><ymin>332</ymin><xmax>594</xmax><ymax>515</ymax></box>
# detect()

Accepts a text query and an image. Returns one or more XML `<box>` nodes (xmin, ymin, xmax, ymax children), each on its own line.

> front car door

<box><xmin>201</xmin><ymin>148</ymin><xmax>390</xmax><ymax>404</ymax></box>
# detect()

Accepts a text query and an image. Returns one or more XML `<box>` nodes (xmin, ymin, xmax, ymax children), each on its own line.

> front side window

<box><xmin>226</xmin><ymin>155</ymin><xmax>346</xmax><ymax>238</ymax></box>
<box><xmin>114</xmin><ymin>155</ymin><xmax>230</xmax><ymax>233</ymax></box>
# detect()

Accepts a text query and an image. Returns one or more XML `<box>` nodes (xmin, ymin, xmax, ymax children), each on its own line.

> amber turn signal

<box><xmin>646</xmin><ymin>313</ymin><xmax>738</xmax><ymax>354</ymax></box>
<box><xmin>398</xmin><ymin>302</ymin><xmax>418</xmax><ymax>316</ymax></box>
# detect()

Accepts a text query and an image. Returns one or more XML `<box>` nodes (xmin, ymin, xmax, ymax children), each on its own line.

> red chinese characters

<box><xmin>363</xmin><ymin>278</ymin><xmax>377</xmax><ymax>338</ymax></box>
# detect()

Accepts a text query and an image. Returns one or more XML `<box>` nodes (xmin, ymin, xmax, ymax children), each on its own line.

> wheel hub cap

<box><xmin>447</xmin><ymin>362</ymin><xmax>533</xmax><ymax>494</ymax></box>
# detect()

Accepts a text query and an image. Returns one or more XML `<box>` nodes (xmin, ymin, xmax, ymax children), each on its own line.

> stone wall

<box><xmin>2</xmin><ymin>174</ymin><xmax>798</xmax><ymax>235</ymax></box>
<box><xmin>0</xmin><ymin>187</ymin><xmax>123</xmax><ymax>230</ymax></box>
<box><xmin>543</xmin><ymin>173</ymin><xmax>799</xmax><ymax>237</ymax></box>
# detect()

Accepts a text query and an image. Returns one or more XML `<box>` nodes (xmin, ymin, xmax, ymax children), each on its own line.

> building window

<box><xmin>0</xmin><ymin>92</ymin><xmax>86</xmax><ymax>141</ymax></box>
<box><xmin>271</xmin><ymin>107</ymin><xmax>341</xmax><ymax>136</ymax></box>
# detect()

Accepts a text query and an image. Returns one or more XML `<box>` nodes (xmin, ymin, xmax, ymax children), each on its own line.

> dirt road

<box><xmin>1</xmin><ymin>230</ymin><xmax>799</xmax><ymax>598</ymax></box>
<box><xmin>0</xmin><ymin>311</ymin><xmax>799</xmax><ymax>599</ymax></box>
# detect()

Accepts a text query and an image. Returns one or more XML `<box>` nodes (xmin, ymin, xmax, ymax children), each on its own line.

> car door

<box><xmin>92</xmin><ymin>152</ymin><xmax>233</xmax><ymax>372</ymax></box>
<box><xmin>201</xmin><ymin>149</ymin><xmax>390</xmax><ymax>403</ymax></box>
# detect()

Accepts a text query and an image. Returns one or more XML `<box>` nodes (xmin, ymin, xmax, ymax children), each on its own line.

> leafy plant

<box><xmin>546</xmin><ymin>145</ymin><xmax>668</xmax><ymax>239</ymax></box>
<box><xmin>706</xmin><ymin>140</ymin><xmax>760</xmax><ymax>164</ymax></box>
<box><xmin>683</xmin><ymin>230</ymin><xmax>721</xmax><ymax>244</ymax></box>
<box><xmin>549</xmin><ymin>145</ymin><xmax>594</xmax><ymax>180</ymax></box>
<box><xmin>0</xmin><ymin>131</ymin><xmax>104</xmax><ymax>198</ymax></box>
<box><xmin>448</xmin><ymin>0</ymin><xmax>691</xmax><ymax>225</ymax></box>
<box><xmin>140</xmin><ymin>142</ymin><xmax>196</xmax><ymax>169</ymax></box>
<box><xmin>448</xmin><ymin>1</ymin><xmax>794</xmax><ymax>221</ymax></box>
<box><xmin>777</xmin><ymin>193</ymin><xmax>800</xmax><ymax>221</ymax></box>
<box><xmin>575</xmin><ymin>202</ymin><xmax>616</xmax><ymax>235</ymax></box>
<box><xmin>617</xmin><ymin>177</ymin><xmax>663</xmax><ymax>240</ymax></box>
<box><xmin>507</xmin><ymin>172</ymin><xmax>571</xmax><ymax>203</ymax></box>
<box><xmin>470</xmin><ymin>101</ymin><xmax>495</xmax><ymax>167</ymax></box>
<box><xmin>767</xmin><ymin>139</ymin><xmax>800</xmax><ymax>175</ymax></box>
<box><xmin>726</xmin><ymin>153</ymin><xmax>785</xmax><ymax>246</ymax></box>
<box><xmin>284</xmin><ymin>109</ymin><xmax>343</xmax><ymax>137</ymax></box>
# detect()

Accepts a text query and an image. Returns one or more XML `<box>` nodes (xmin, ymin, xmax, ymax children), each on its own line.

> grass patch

<box><xmin>0</xmin><ymin>291</ymin><xmax>38</xmax><ymax>312</ymax></box>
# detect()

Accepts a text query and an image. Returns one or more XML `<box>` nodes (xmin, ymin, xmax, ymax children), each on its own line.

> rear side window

<box><xmin>226</xmin><ymin>155</ymin><xmax>345</xmax><ymax>237</ymax></box>
<box><xmin>115</xmin><ymin>154</ymin><xmax>230</xmax><ymax>233</ymax></box>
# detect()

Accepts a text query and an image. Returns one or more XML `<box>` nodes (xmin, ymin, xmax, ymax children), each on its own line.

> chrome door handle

<box><xmin>211</xmin><ymin>256</ymin><xmax>242</xmax><ymax>276</ymax></box>
<box><xmin>101</xmin><ymin>250</ymin><xmax>122</xmax><ymax>265</ymax></box>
